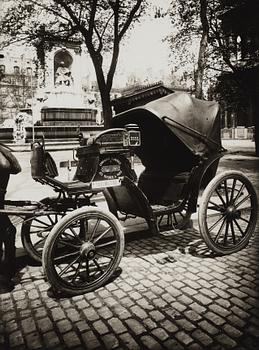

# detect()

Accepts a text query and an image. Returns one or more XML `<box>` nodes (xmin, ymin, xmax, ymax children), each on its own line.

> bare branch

<box><xmin>118</xmin><ymin>0</ymin><xmax>143</xmax><ymax>40</ymax></box>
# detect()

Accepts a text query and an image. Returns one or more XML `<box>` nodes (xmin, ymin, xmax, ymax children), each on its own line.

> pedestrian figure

<box><xmin>0</xmin><ymin>143</ymin><xmax>21</xmax><ymax>293</ymax></box>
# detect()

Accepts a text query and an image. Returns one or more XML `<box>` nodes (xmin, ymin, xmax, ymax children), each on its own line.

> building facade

<box><xmin>219</xmin><ymin>0</ymin><xmax>259</xmax><ymax>147</ymax></box>
<box><xmin>0</xmin><ymin>50</ymin><xmax>37</xmax><ymax>125</ymax></box>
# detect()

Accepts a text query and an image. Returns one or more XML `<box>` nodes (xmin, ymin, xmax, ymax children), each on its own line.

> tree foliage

<box><xmin>1</xmin><ymin>0</ymin><xmax>148</xmax><ymax>127</ymax></box>
<box><xmin>167</xmin><ymin>0</ymin><xmax>237</xmax><ymax>97</ymax></box>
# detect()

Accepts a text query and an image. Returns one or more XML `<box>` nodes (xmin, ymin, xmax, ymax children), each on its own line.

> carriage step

<box><xmin>151</xmin><ymin>203</ymin><xmax>182</xmax><ymax>216</ymax></box>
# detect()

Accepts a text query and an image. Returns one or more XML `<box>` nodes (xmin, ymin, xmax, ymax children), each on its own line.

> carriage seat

<box><xmin>138</xmin><ymin>169</ymin><xmax>190</xmax><ymax>205</ymax></box>
<box><xmin>30</xmin><ymin>141</ymin><xmax>92</xmax><ymax>195</ymax></box>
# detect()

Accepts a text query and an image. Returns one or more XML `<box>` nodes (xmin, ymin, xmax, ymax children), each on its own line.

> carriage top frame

<box><xmin>111</xmin><ymin>92</ymin><xmax>224</xmax><ymax>171</ymax></box>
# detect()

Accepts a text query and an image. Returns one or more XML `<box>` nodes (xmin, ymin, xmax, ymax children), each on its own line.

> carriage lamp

<box><xmin>124</xmin><ymin>124</ymin><xmax>141</xmax><ymax>171</ymax></box>
<box><xmin>125</xmin><ymin>124</ymin><xmax>141</xmax><ymax>147</ymax></box>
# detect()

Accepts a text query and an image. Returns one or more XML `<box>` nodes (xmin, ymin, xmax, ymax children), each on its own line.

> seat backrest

<box><xmin>31</xmin><ymin>142</ymin><xmax>45</xmax><ymax>179</ymax></box>
<box><xmin>31</xmin><ymin>142</ymin><xmax>58</xmax><ymax>179</ymax></box>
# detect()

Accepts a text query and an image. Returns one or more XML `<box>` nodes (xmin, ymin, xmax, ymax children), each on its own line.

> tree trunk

<box><xmin>99</xmin><ymin>86</ymin><xmax>113</xmax><ymax>129</ymax></box>
<box><xmin>195</xmin><ymin>0</ymin><xmax>209</xmax><ymax>99</ymax></box>
<box><xmin>89</xmin><ymin>50</ymin><xmax>113</xmax><ymax>129</ymax></box>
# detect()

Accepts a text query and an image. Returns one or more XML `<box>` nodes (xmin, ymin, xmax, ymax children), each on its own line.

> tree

<box><xmin>167</xmin><ymin>0</ymin><xmax>231</xmax><ymax>98</ymax></box>
<box><xmin>0</xmin><ymin>0</ymin><xmax>147</xmax><ymax>128</ymax></box>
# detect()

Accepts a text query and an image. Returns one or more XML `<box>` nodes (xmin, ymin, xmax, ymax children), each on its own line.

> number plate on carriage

<box><xmin>92</xmin><ymin>178</ymin><xmax>121</xmax><ymax>189</ymax></box>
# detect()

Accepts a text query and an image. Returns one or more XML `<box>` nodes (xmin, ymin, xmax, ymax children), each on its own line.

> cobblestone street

<box><xmin>1</xmin><ymin>141</ymin><xmax>259</xmax><ymax>350</ymax></box>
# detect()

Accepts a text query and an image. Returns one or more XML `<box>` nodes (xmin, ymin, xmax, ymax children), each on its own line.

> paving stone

<box><xmin>108</xmin><ymin>318</ymin><xmax>127</xmax><ymax>334</ymax></box>
<box><xmin>8</xmin><ymin>330</ymin><xmax>25</xmax><ymax>348</ymax></box>
<box><xmin>102</xmin><ymin>333</ymin><xmax>119</xmax><ymax>349</ymax></box>
<box><xmin>198</xmin><ymin>320</ymin><xmax>219</xmax><ymax>335</ymax></box>
<box><xmin>189</xmin><ymin>302</ymin><xmax>206</xmax><ymax>314</ymax></box>
<box><xmin>82</xmin><ymin>307</ymin><xmax>99</xmax><ymax>322</ymax></box>
<box><xmin>63</xmin><ymin>331</ymin><xmax>82</xmax><ymax>348</ymax></box>
<box><xmin>164</xmin><ymin>338</ymin><xmax>184</xmax><ymax>350</ymax></box>
<box><xmin>140</xmin><ymin>335</ymin><xmax>163</xmax><ymax>350</ymax></box>
<box><xmin>130</xmin><ymin>305</ymin><xmax>148</xmax><ymax>319</ymax></box>
<box><xmin>209</xmin><ymin>304</ymin><xmax>231</xmax><ymax>317</ymax></box>
<box><xmin>5</xmin><ymin>320</ymin><xmax>18</xmax><ymax>334</ymax></box>
<box><xmin>231</xmin><ymin>305</ymin><xmax>250</xmax><ymax>319</ymax></box>
<box><xmin>192</xmin><ymin>329</ymin><xmax>213</xmax><ymax>346</ymax></box>
<box><xmin>21</xmin><ymin>317</ymin><xmax>36</xmax><ymax>334</ymax></box>
<box><xmin>42</xmin><ymin>331</ymin><xmax>60</xmax><ymax>348</ymax></box>
<box><xmin>223</xmin><ymin>324</ymin><xmax>243</xmax><ymax>338</ymax></box>
<box><xmin>204</xmin><ymin>312</ymin><xmax>225</xmax><ymax>326</ymax></box>
<box><xmin>151</xmin><ymin>327</ymin><xmax>169</xmax><ymax>341</ymax></box>
<box><xmin>37</xmin><ymin>317</ymin><xmax>53</xmax><ymax>333</ymax></box>
<box><xmin>125</xmin><ymin>319</ymin><xmax>146</xmax><ymax>335</ymax></box>
<box><xmin>3</xmin><ymin>312</ymin><xmax>16</xmax><ymax>322</ymax></box>
<box><xmin>143</xmin><ymin>318</ymin><xmax>157</xmax><ymax>330</ymax></box>
<box><xmin>136</xmin><ymin>298</ymin><xmax>154</xmax><ymax>310</ymax></box>
<box><xmin>81</xmin><ymin>330</ymin><xmax>101</xmax><ymax>349</ymax></box>
<box><xmin>56</xmin><ymin>319</ymin><xmax>73</xmax><ymax>333</ymax></box>
<box><xmin>175</xmin><ymin>318</ymin><xmax>196</xmax><ymax>332</ymax></box>
<box><xmin>193</xmin><ymin>293</ymin><xmax>213</xmax><ymax>306</ymax></box>
<box><xmin>184</xmin><ymin>310</ymin><xmax>202</xmax><ymax>322</ymax></box>
<box><xmin>119</xmin><ymin>332</ymin><xmax>141</xmax><ymax>350</ymax></box>
<box><xmin>215</xmin><ymin>333</ymin><xmax>237</xmax><ymax>348</ymax></box>
<box><xmin>24</xmin><ymin>331</ymin><xmax>43</xmax><ymax>349</ymax></box>
<box><xmin>150</xmin><ymin>310</ymin><xmax>166</xmax><ymax>322</ymax></box>
<box><xmin>175</xmin><ymin>330</ymin><xmax>193</xmax><ymax>346</ymax></box>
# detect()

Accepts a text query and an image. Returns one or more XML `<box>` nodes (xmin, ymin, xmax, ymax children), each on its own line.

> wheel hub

<box><xmin>225</xmin><ymin>205</ymin><xmax>240</xmax><ymax>220</ymax></box>
<box><xmin>80</xmin><ymin>242</ymin><xmax>96</xmax><ymax>259</ymax></box>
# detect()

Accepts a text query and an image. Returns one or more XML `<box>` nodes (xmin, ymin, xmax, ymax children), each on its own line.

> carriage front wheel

<box><xmin>42</xmin><ymin>207</ymin><xmax>124</xmax><ymax>295</ymax></box>
<box><xmin>199</xmin><ymin>170</ymin><xmax>257</xmax><ymax>255</ymax></box>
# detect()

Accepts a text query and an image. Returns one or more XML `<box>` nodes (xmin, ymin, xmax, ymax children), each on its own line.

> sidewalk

<box><xmin>1</xmin><ymin>139</ymin><xmax>259</xmax><ymax>350</ymax></box>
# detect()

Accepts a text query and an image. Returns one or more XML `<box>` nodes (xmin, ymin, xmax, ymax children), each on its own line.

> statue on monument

<box><xmin>55</xmin><ymin>61</ymin><xmax>73</xmax><ymax>87</ymax></box>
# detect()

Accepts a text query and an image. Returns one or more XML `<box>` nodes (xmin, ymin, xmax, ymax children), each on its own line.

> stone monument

<box><xmin>27</xmin><ymin>42</ymin><xmax>102</xmax><ymax>141</ymax></box>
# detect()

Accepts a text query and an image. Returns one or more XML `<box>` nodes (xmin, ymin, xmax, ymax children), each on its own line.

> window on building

<box><xmin>26</xmin><ymin>67</ymin><xmax>32</xmax><ymax>76</ymax></box>
<box><xmin>0</xmin><ymin>65</ymin><xmax>5</xmax><ymax>73</ymax></box>
<box><xmin>14</xmin><ymin>66</ymin><xmax>20</xmax><ymax>74</ymax></box>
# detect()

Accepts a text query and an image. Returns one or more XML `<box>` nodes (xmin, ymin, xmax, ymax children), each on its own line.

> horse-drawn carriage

<box><xmin>2</xmin><ymin>92</ymin><xmax>257</xmax><ymax>295</ymax></box>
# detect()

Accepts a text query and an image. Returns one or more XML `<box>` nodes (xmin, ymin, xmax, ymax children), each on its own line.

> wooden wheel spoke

<box><xmin>215</xmin><ymin>188</ymin><xmax>226</xmax><ymax>206</ymax></box>
<box><xmin>233</xmin><ymin>219</ymin><xmax>246</xmax><ymax>237</ymax></box>
<box><xmin>208</xmin><ymin>214</ymin><xmax>226</xmax><ymax>232</ymax></box>
<box><xmin>95</xmin><ymin>239</ymin><xmax>117</xmax><ymax>249</ymax></box>
<box><xmin>47</xmin><ymin>215</ymin><xmax>55</xmax><ymax>225</ymax></box>
<box><xmin>68</xmin><ymin>227</ymin><xmax>82</xmax><ymax>243</ymax></box>
<box><xmin>230</xmin><ymin>179</ymin><xmax>237</xmax><ymax>202</ymax></box>
<box><xmin>224</xmin><ymin>180</ymin><xmax>229</xmax><ymax>204</ymax></box>
<box><xmin>71</xmin><ymin>260</ymin><xmax>83</xmax><ymax>283</ymax></box>
<box><xmin>208</xmin><ymin>200</ymin><xmax>224</xmax><ymax>211</ymax></box>
<box><xmin>57</xmin><ymin>255</ymin><xmax>81</xmax><ymax>277</ymax></box>
<box><xmin>58</xmin><ymin>239</ymin><xmax>81</xmax><ymax>249</ymax></box>
<box><xmin>238</xmin><ymin>216</ymin><xmax>250</xmax><ymax>224</ymax></box>
<box><xmin>54</xmin><ymin>250</ymin><xmax>80</xmax><ymax>263</ymax></box>
<box><xmin>88</xmin><ymin>218</ymin><xmax>101</xmax><ymax>241</ymax></box>
<box><xmin>230</xmin><ymin>220</ymin><xmax>236</xmax><ymax>244</ymax></box>
<box><xmin>33</xmin><ymin>217</ymin><xmax>52</xmax><ymax>226</ymax></box>
<box><xmin>235</xmin><ymin>194</ymin><xmax>251</xmax><ymax>209</ymax></box>
<box><xmin>93</xmin><ymin>226</ymin><xmax>112</xmax><ymax>244</ymax></box>
<box><xmin>93</xmin><ymin>258</ymin><xmax>103</xmax><ymax>274</ymax></box>
<box><xmin>95</xmin><ymin>251</ymin><xmax>113</xmax><ymax>260</ymax></box>
<box><xmin>223</xmin><ymin>221</ymin><xmax>230</xmax><ymax>245</ymax></box>
<box><xmin>158</xmin><ymin>215</ymin><xmax>164</xmax><ymax>225</ymax></box>
<box><xmin>33</xmin><ymin>237</ymin><xmax>46</xmax><ymax>247</ymax></box>
<box><xmin>239</xmin><ymin>206</ymin><xmax>252</xmax><ymax>212</ymax></box>
<box><xmin>214</xmin><ymin>217</ymin><xmax>227</xmax><ymax>243</ymax></box>
<box><xmin>233</xmin><ymin>184</ymin><xmax>245</xmax><ymax>204</ymax></box>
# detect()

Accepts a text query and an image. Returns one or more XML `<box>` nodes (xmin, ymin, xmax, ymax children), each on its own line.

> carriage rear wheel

<box><xmin>21</xmin><ymin>195</ymin><xmax>67</xmax><ymax>263</ymax></box>
<box><xmin>42</xmin><ymin>207</ymin><xmax>124</xmax><ymax>295</ymax></box>
<box><xmin>199</xmin><ymin>170</ymin><xmax>257</xmax><ymax>255</ymax></box>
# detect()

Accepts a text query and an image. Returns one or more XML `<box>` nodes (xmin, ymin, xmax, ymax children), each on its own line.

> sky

<box><xmin>114</xmin><ymin>0</ymin><xmax>173</xmax><ymax>86</ymax></box>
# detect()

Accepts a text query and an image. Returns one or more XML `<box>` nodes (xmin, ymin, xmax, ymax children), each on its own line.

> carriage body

<box><xmin>74</xmin><ymin>92</ymin><xmax>224</xmax><ymax>224</ymax></box>
<box><xmin>31</xmin><ymin>92</ymin><xmax>257</xmax><ymax>296</ymax></box>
